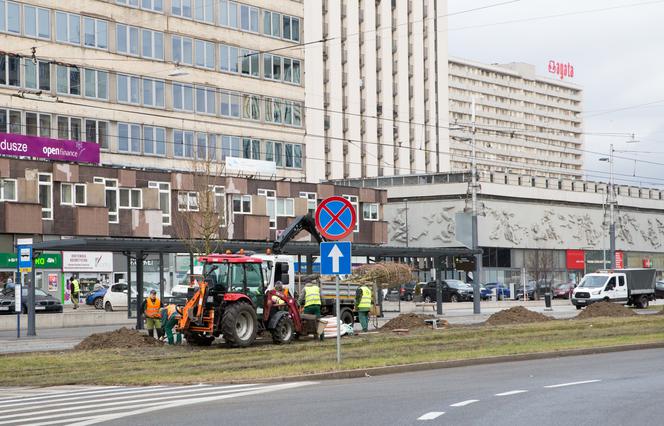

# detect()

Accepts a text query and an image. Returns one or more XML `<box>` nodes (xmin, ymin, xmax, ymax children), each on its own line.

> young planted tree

<box><xmin>526</xmin><ymin>250</ymin><xmax>555</xmax><ymax>298</ymax></box>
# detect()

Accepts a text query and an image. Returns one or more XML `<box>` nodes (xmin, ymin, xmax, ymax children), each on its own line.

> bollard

<box><xmin>544</xmin><ymin>292</ymin><xmax>552</xmax><ymax>310</ymax></box>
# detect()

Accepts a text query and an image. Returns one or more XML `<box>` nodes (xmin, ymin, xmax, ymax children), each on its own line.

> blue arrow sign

<box><xmin>320</xmin><ymin>242</ymin><xmax>352</xmax><ymax>275</ymax></box>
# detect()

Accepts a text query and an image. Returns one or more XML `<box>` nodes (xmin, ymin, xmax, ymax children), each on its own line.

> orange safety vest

<box><xmin>146</xmin><ymin>298</ymin><xmax>161</xmax><ymax>318</ymax></box>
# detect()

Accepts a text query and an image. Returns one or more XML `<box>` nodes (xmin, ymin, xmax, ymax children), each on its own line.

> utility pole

<box><xmin>609</xmin><ymin>144</ymin><xmax>616</xmax><ymax>269</ymax></box>
<box><xmin>471</xmin><ymin>97</ymin><xmax>481</xmax><ymax>315</ymax></box>
<box><xmin>404</xmin><ymin>199</ymin><xmax>409</xmax><ymax>248</ymax></box>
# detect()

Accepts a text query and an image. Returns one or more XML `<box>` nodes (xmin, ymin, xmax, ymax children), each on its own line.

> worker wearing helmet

<box><xmin>160</xmin><ymin>304</ymin><xmax>182</xmax><ymax>345</ymax></box>
<box><xmin>355</xmin><ymin>284</ymin><xmax>372</xmax><ymax>332</ymax></box>
<box><xmin>142</xmin><ymin>290</ymin><xmax>164</xmax><ymax>339</ymax></box>
<box><xmin>299</xmin><ymin>279</ymin><xmax>322</xmax><ymax>318</ymax></box>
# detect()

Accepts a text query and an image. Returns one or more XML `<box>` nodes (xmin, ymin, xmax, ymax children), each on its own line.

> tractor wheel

<box><xmin>221</xmin><ymin>303</ymin><xmax>257</xmax><ymax>348</ymax></box>
<box><xmin>271</xmin><ymin>315</ymin><xmax>294</xmax><ymax>344</ymax></box>
<box><xmin>185</xmin><ymin>332</ymin><xmax>214</xmax><ymax>346</ymax></box>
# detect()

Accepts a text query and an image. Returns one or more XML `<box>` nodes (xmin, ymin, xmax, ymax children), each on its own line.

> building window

<box><xmin>219</xmin><ymin>44</ymin><xmax>239</xmax><ymax>73</ymax></box>
<box><xmin>276</xmin><ymin>198</ymin><xmax>294</xmax><ymax>217</ymax></box>
<box><xmin>262</xmin><ymin>11</ymin><xmax>281</xmax><ymax>38</ymax></box>
<box><xmin>264</xmin><ymin>55</ymin><xmax>301</xmax><ymax>85</ymax></box>
<box><xmin>266</xmin><ymin>141</ymin><xmax>302</xmax><ymax>169</ymax></box>
<box><xmin>116</xmin><ymin>24</ymin><xmax>140</xmax><ymax>56</ymax></box>
<box><xmin>219</xmin><ymin>0</ymin><xmax>238</xmax><ymax>29</ymax></box>
<box><xmin>85</xmin><ymin>119</ymin><xmax>109</xmax><ymax>149</ymax></box>
<box><xmin>342</xmin><ymin>195</ymin><xmax>359</xmax><ymax>232</ymax></box>
<box><xmin>195</xmin><ymin>133</ymin><xmax>216</xmax><ymax>160</ymax></box>
<box><xmin>84</xmin><ymin>69</ymin><xmax>108</xmax><ymax>100</ymax></box>
<box><xmin>264</xmin><ymin>98</ymin><xmax>282</xmax><ymax>124</ymax></box>
<box><xmin>61</xmin><ymin>183</ymin><xmax>86</xmax><ymax>206</ymax></box>
<box><xmin>299</xmin><ymin>192</ymin><xmax>317</xmax><ymax>215</ymax></box>
<box><xmin>0</xmin><ymin>179</ymin><xmax>17</xmax><ymax>201</ymax></box>
<box><xmin>83</xmin><ymin>17</ymin><xmax>108</xmax><ymax>49</ymax></box>
<box><xmin>25</xmin><ymin>112</ymin><xmax>50</xmax><ymax>137</ymax></box>
<box><xmin>242</xmin><ymin>94</ymin><xmax>260</xmax><ymax>120</ymax></box>
<box><xmin>117</xmin><ymin>74</ymin><xmax>140</xmax><ymax>104</ymax></box>
<box><xmin>172</xmin><ymin>35</ymin><xmax>193</xmax><ymax>65</ymax></box>
<box><xmin>239</xmin><ymin>4</ymin><xmax>259</xmax><ymax>32</ymax></box>
<box><xmin>23</xmin><ymin>5</ymin><xmax>50</xmax><ymax>39</ymax></box>
<box><xmin>141</xmin><ymin>29</ymin><xmax>164</xmax><ymax>60</ymax></box>
<box><xmin>56</xmin><ymin>65</ymin><xmax>80</xmax><ymax>96</ymax></box>
<box><xmin>94</xmin><ymin>177</ymin><xmax>119</xmax><ymax>223</ymax></box>
<box><xmin>171</xmin><ymin>0</ymin><xmax>192</xmax><ymax>18</ymax></box>
<box><xmin>220</xmin><ymin>135</ymin><xmax>241</xmax><ymax>159</ymax></box>
<box><xmin>148</xmin><ymin>181</ymin><xmax>171</xmax><ymax>225</ymax></box>
<box><xmin>194</xmin><ymin>39</ymin><xmax>215</xmax><ymax>69</ymax></box>
<box><xmin>257</xmin><ymin>189</ymin><xmax>276</xmax><ymax>228</ymax></box>
<box><xmin>118</xmin><ymin>0</ymin><xmax>163</xmax><ymax>12</ymax></box>
<box><xmin>232</xmin><ymin>194</ymin><xmax>251</xmax><ymax>214</ymax></box>
<box><xmin>0</xmin><ymin>54</ymin><xmax>19</xmax><ymax>87</ymax></box>
<box><xmin>0</xmin><ymin>108</ymin><xmax>21</xmax><ymax>134</ymax></box>
<box><xmin>142</xmin><ymin>78</ymin><xmax>165</xmax><ymax>107</ymax></box>
<box><xmin>178</xmin><ymin>191</ymin><xmax>198</xmax><ymax>211</ymax></box>
<box><xmin>194</xmin><ymin>0</ymin><xmax>214</xmax><ymax>23</ymax></box>
<box><xmin>24</xmin><ymin>59</ymin><xmax>50</xmax><ymax>91</ymax></box>
<box><xmin>195</xmin><ymin>86</ymin><xmax>216</xmax><ymax>115</ymax></box>
<box><xmin>173</xmin><ymin>130</ymin><xmax>194</xmax><ymax>158</ymax></box>
<box><xmin>241</xmin><ymin>138</ymin><xmax>260</xmax><ymax>160</ymax></box>
<box><xmin>119</xmin><ymin>188</ymin><xmax>142</xmax><ymax>209</ymax></box>
<box><xmin>118</xmin><ymin>122</ymin><xmax>141</xmax><ymax>153</ymax></box>
<box><xmin>0</xmin><ymin>1</ymin><xmax>20</xmax><ymax>34</ymax></box>
<box><xmin>57</xmin><ymin>116</ymin><xmax>82</xmax><ymax>141</ymax></box>
<box><xmin>211</xmin><ymin>185</ymin><xmax>226</xmax><ymax>225</ymax></box>
<box><xmin>144</xmin><ymin>126</ymin><xmax>166</xmax><ymax>156</ymax></box>
<box><xmin>240</xmin><ymin>49</ymin><xmax>259</xmax><ymax>77</ymax></box>
<box><xmin>220</xmin><ymin>91</ymin><xmax>240</xmax><ymax>117</ymax></box>
<box><xmin>38</xmin><ymin>173</ymin><xmax>53</xmax><ymax>220</ymax></box>
<box><xmin>362</xmin><ymin>203</ymin><xmax>379</xmax><ymax>221</ymax></box>
<box><xmin>282</xmin><ymin>15</ymin><xmax>300</xmax><ymax>42</ymax></box>
<box><xmin>55</xmin><ymin>11</ymin><xmax>80</xmax><ymax>44</ymax></box>
<box><xmin>173</xmin><ymin>83</ymin><xmax>194</xmax><ymax>111</ymax></box>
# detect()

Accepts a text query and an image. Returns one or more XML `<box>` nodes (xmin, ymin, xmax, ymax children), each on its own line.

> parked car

<box><xmin>421</xmin><ymin>279</ymin><xmax>473</xmax><ymax>303</ymax></box>
<box><xmin>655</xmin><ymin>281</ymin><xmax>664</xmax><ymax>299</ymax></box>
<box><xmin>383</xmin><ymin>287</ymin><xmax>401</xmax><ymax>302</ymax></box>
<box><xmin>480</xmin><ymin>283</ymin><xmax>511</xmax><ymax>300</ymax></box>
<box><xmin>516</xmin><ymin>282</ymin><xmax>540</xmax><ymax>300</ymax></box>
<box><xmin>0</xmin><ymin>287</ymin><xmax>63</xmax><ymax>314</ymax></box>
<box><xmin>103</xmin><ymin>282</ymin><xmax>156</xmax><ymax>311</ymax></box>
<box><xmin>400</xmin><ymin>282</ymin><xmax>416</xmax><ymax>301</ymax></box>
<box><xmin>85</xmin><ymin>286</ymin><xmax>108</xmax><ymax>310</ymax></box>
<box><xmin>552</xmin><ymin>282</ymin><xmax>574</xmax><ymax>299</ymax></box>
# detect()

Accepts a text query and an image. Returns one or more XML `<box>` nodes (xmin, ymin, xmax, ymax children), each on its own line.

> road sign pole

<box><xmin>15</xmin><ymin>271</ymin><xmax>20</xmax><ymax>339</ymax></box>
<box><xmin>28</xmin><ymin>266</ymin><xmax>36</xmax><ymax>336</ymax></box>
<box><xmin>335</xmin><ymin>275</ymin><xmax>341</xmax><ymax>364</ymax></box>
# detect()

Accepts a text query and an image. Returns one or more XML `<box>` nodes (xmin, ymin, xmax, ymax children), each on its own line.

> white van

<box><xmin>571</xmin><ymin>268</ymin><xmax>656</xmax><ymax>310</ymax></box>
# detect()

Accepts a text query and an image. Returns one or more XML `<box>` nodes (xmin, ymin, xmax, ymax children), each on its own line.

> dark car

<box><xmin>480</xmin><ymin>283</ymin><xmax>510</xmax><ymax>300</ymax></box>
<box><xmin>422</xmin><ymin>279</ymin><xmax>473</xmax><ymax>303</ymax></box>
<box><xmin>0</xmin><ymin>287</ymin><xmax>63</xmax><ymax>314</ymax></box>
<box><xmin>552</xmin><ymin>282</ymin><xmax>574</xmax><ymax>299</ymax></box>
<box><xmin>85</xmin><ymin>286</ymin><xmax>108</xmax><ymax>309</ymax></box>
<box><xmin>400</xmin><ymin>282</ymin><xmax>416</xmax><ymax>301</ymax></box>
<box><xmin>656</xmin><ymin>281</ymin><xmax>664</xmax><ymax>299</ymax></box>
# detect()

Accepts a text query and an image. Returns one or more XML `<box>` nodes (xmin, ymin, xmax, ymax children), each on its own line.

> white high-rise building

<box><xmin>305</xmin><ymin>0</ymin><xmax>451</xmax><ymax>182</ymax></box>
<box><xmin>448</xmin><ymin>58</ymin><xmax>584</xmax><ymax>179</ymax></box>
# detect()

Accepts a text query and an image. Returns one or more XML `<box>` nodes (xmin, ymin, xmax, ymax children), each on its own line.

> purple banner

<box><xmin>0</xmin><ymin>132</ymin><xmax>100</xmax><ymax>164</ymax></box>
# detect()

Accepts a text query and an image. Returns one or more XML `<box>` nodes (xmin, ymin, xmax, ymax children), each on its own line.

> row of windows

<box><xmin>0</xmin><ymin>108</ymin><xmax>304</xmax><ymax>170</ymax></box>
<box><xmin>1</xmin><ymin>55</ymin><xmax>304</xmax><ymax>128</ymax></box>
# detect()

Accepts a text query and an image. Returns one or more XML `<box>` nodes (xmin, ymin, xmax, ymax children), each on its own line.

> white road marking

<box><xmin>417</xmin><ymin>412</ymin><xmax>445</xmax><ymax>420</ymax></box>
<box><xmin>495</xmin><ymin>390</ymin><xmax>528</xmax><ymax>396</ymax></box>
<box><xmin>450</xmin><ymin>399</ymin><xmax>479</xmax><ymax>407</ymax></box>
<box><xmin>0</xmin><ymin>386</ymin><xmax>129</xmax><ymax>404</ymax></box>
<box><xmin>544</xmin><ymin>380</ymin><xmax>601</xmax><ymax>388</ymax></box>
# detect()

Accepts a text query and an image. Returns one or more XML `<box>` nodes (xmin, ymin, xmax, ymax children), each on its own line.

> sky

<box><xmin>447</xmin><ymin>0</ymin><xmax>664</xmax><ymax>187</ymax></box>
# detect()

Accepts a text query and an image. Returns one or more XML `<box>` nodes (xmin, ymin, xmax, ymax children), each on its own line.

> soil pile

<box><xmin>485</xmin><ymin>306</ymin><xmax>552</xmax><ymax>326</ymax></box>
<box><xmin>75</xmin><ymin>327</ymin><xmax>163</xmax><ymax>351</ymax></box>
<box><xmin>576</xmin><ymin>301</ymin><xmax>636</xmax><ymax>319</ymax></box>
<box><xmin>381</xmin><ymin>313</ymin><xmax>435</xmax><ymax>330</ymax></box>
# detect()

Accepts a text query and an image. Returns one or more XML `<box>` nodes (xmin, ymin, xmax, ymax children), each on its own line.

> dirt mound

<box><xmin>485</xmin><ymin>306</ymin><xmax>552</xmax><ymax>326</ymax></box>
<box><xmin>576</xmin><ymin>301</ymin><xmax>636</xmax><ymax>319</ymax></box>
<box><xmin>75</xmin><ymin>327</ymin><xmax>163</xmax><ymax>351</ymax></box>
<box><xmin>382</xmin><ymin>313</ymin><xmax>435</xmax><ymax>330</ymax></box>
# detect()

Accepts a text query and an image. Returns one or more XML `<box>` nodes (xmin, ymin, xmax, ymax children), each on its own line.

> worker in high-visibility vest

<box><xmin>142</xmin><ymin>290</ymin><xmax>163</xmax><ymax>339</ymax></box>
<box><xmin>355</xmin><ymin>285</ymin><xmax>372</xmax><ymax>332</ymax></box>
<box><xmin>271</xmin><ymin>282</ymin><xmax>287</xmax><ymax>308</ymax></box>
<box><xmin>70</xmin><ymin>275</ymin><xmax>80</xmax><ymax>310</ymax></box>
<box><xmin>299</xmin><ymin>281</ymin><xmax>322</xmax><ymax>318</ymax></box>
<box><xmin>160</xmin><ymin>304</ymin><xmax>182</xmax><ymax>345</ymax></box>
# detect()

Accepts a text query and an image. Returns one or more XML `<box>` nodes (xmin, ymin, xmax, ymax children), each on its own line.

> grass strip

<box><xmin>1</xmin><ymin>316</ymin><xmax>663</xmax><ymax>387</ymax></box>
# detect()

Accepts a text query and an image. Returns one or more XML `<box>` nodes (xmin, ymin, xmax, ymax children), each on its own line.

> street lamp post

<box><xmin>471</xmin><ymin>98</ymin><xmax>481</xmax><ymax>315</ymax></box>
<box><xmin>599</xmin><ymin>145</ymin><xmax>616</xmax><ymax>269</ymax></box>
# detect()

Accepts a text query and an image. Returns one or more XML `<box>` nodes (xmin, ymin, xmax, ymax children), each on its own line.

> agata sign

<box><xmin>548</xmin><ymin>60</ymin><xmax>574</xmax><ymax>80</ymax></box>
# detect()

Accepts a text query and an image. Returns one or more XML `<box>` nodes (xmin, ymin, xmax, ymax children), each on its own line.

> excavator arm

<box><xmin>272</xmin><ymin>214</ymin><xmax>326</xmax><ymax>254</ymax></box>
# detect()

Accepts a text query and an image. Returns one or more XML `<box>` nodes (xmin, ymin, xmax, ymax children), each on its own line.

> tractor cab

<box><xmin>199</xmin><ymin>254</ymin><xmax>266</xmax><ymax>310</ymax></box>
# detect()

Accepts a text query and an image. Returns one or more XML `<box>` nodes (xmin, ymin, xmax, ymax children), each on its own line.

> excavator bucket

<box><xmin>177</xmin><ymin>282</ymin><xmax>209</xmax><ymax>332</ymax></box>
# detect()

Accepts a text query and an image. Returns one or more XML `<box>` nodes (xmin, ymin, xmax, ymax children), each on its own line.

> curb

<box><xmin>252</xmin><ymin>341</ymin><xmax>664</xmax><ymax>384</ymax></box>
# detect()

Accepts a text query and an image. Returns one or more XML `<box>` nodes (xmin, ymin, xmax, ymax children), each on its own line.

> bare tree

<box><xmin>172</xmin><ymin>155</ymin><xmax>227</xmax><ymax>256</ymax></box>
<box><xmin>350</xmin><ymin>262</ymin><xmax>413</xmax><ymax>288</ymax></box>
<box><xmin>526</xmin><ymin>250</ymin><xmax>555</xmax><ymax>298</ymax></box>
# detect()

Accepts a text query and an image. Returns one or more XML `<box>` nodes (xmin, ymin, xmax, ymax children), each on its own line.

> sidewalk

<box><xmin>0</xmin><ymin>325</ymin><xmax>134</xmax><ymax>353</ymax></box>
<box><xmin>0</xmin><ymin>304</ymin><xmax>134</xmax><ymax>332</ymax></box>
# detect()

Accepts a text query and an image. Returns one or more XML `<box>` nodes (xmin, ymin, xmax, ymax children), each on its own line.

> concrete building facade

<box><xmin>304</xmin><ymin>0</ymin><xmax>450</xmax><ymax>181</ymax></box>
<box><xmin>448</xmin><ymin>58</ymin><xmax>584</xmax><ymax>179</ymax></box>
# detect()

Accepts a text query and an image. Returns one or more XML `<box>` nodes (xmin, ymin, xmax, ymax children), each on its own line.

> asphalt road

<box><xmin>4</xmin><ymin>348</ymin><xmax>660</xmax><ymax>425</ymax></box>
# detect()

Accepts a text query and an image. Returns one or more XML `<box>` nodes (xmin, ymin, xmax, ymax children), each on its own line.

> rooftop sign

<box><xmin>548</xmin><ymin>60</ymin><xmax>575</xmax><ymax>80</ymax></box>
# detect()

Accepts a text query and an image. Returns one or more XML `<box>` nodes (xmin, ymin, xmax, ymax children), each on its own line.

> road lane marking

<box><xmin>450</xmin><ymin>399</ymin><xmax>479</xmax><ymax>407</ymax></box>
<box><xmin>544</xmin><ymin>380</ymin><xmax>601</xmax><ymax>388</ymax></box>
<box><xmin>418</xmin><ymin>412</ymin><xmax>445</xmax><ymax>420</ymax></box>
<box><xmin>495</xmin><ymin>390</ymin><xmax>528</xmax><ymax>396</ymax></box>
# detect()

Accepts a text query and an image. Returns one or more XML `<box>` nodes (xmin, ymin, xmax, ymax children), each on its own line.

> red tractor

<box><xmin>177</xmin><ymin>254</ymin><xmax>319</xmax><ymax>347</ymax></box>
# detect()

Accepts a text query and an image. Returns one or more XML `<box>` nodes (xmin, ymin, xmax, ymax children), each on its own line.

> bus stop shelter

<box><xmin>31</xmin><ymin>238</ymin><xmax>481</xmax><ymax>332</ymax></box>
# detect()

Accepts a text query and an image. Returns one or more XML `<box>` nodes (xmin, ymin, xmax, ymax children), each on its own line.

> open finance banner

<box><xmin>0</xmin><ymin>132</ymin><xmax>100</xmax><ymax>164</ymax></box>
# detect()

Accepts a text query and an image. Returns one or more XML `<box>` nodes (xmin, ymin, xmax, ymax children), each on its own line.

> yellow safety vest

<box><xmin>272</xmin><ymin>294</ymin><xmax>286</xmax><ymax>305</ymax></box>
<box><xmin>304</xmin><ymin>285</ymin><xmax>321</xmax><ymax>307</ymax></box>
<box><xmin>71</xmin><ymin>279</ymin><xmax>80</xmax><ymax>294</ymax></box>
<box><xmin>358</xmin><ymin>286</ymin><xmax>372</xmax><ymax>310</ymax></box>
